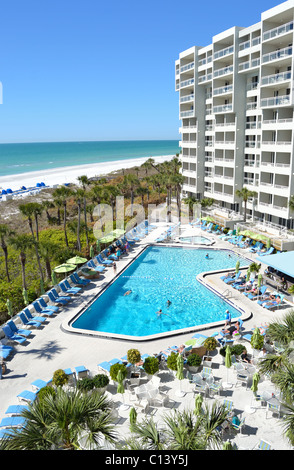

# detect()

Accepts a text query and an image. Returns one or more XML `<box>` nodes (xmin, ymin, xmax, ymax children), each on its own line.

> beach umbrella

<box><xmin>257</xmin><ymin>274</ymin><xmax>263</xmax><ymax>288</ymax></box>
<box><xmin>246</xmin><ymin>269</ymin><xmax>250</xmax><ymax>282</ymax></box>
<box><xmin>6</xmin><ymin>299</ymin><xmax>13</xmax><ymax>317</ymax></box>
<box><xmin>223</xmin><ymin>346</ymin><xmax>233</xmax><ymax>389</ymax></box>
<box><xmin>129</xmin><ymin>407</ymin><xmax>137</xmax><ymax>430</ymax></box>
<box><xmin>67</xmin><ymin>256</ymin><xmax>87</xmax><ymax>265</ymax></box>
<box><xmin>22</xmin><ymin>288</ymin><xmax>29</xmax><ymax>306</ymax></box>
<box><xmin>90</xmin><ymin>245</ymin><xmax>95</xmax><ymax>259</ymax></box>
<box><xmin>96</xmin><ymin>239</ymin><xmax>101</xmax><ymax>252</ymax></box>
<box><xmin>175</xmin><ymin>354</ymin><xmax>185</xmax><ymax>397</ymax></box>
<box><xmin>53</xmin><ymin>263</ymin><xmax>76</xmax><ymax>273</ymax></box>
<box><xmin>245</xmin><ymin>372</ymin><xmax>261</xmax><ymax>414</ymax></box>
<box><xmin>117</xmin><ymin>369</ymin><xmax>128</xmax><ymax>411</ymax></box>
<box><xmin>51</xmin><ymin>270</ymin><xmax>58</xmax><ymax>286</ymax></box>
<box><xmin>235</xmin><ymin>260</ymin><xmax>240</xmax><ymax>274</ymax></box>
<box><xmin>201</xmin><ymin>216</ymin><xmax>214</xmax><ymax>222</ymax></box>
<box><xmin>40</xmin><ymin>279</ymin><xmax>45</xmax><ymax>296</ymax></box>
<box><xmin>251</xmin><ymin>327</ymin><xmax>263</xmax><ymax>351</ymax></box>
<box><xmin>185</xmin><ymin>339</ymin><xmax>196</xmax><ymax>347</ymax></box>
<box><xmin>266</xmin><ymin>238</ymin><xmax>271</xmax><ymax>250</ymax></box>
<box><xmin>194</xmin><ymin>393</ymin><xmax>203</xmax><ymax>416</ymax></box>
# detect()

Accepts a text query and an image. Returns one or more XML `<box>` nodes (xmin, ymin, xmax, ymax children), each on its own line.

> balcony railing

<box><xmin>261</xmin><ymin>71</ymin><xmax>291</xmax><ymax>86</ymax></box>
<box><xmin>213</xmin><ymin>65</ymin><xmax>233</xmax><ymax>78</ymax></box>
<box><xmin>213</xmin><ymin>104</ymin><xmax>233</xmax><ymax>113</ymax></box>
<box><xmin>262</xmin><ymin>46</ymin><xmax>292</xmax><ymax>64</ymax></box>
<box><xmin>260</xmin><ymin>95</ymin><xmax>291</xmax><ymax>107</ymax></box>
<box><xmin>263</xmin><ymin>21</ymin><xmax>293</xmax><ymax>42</ymax></box>
<box><xmin>239</xmin><ymin>58</ymin><xmax>260</xmax><ymax>71</ymax></box>
<box><xmin>214</xmin><ymin>45</ymin><xmax>234</xmax><ymax>60</ymax></box>
<box><xmin>180</xmin><ymin>110</ymin><xmax>194</xmax><ymax>118</ymax></box>
<box><xmin>198</xmin><ymin>73</ymin><xmax>212</xmax><ymax>83</ymax></box>
<box><xmin>239</xmin><ymin>36</ymin><xmax>261</xmax><ymax>51</ymax></box>
<box><xmin>180</xmin><ymin>94</ymin><xmax>194</xmax><ymax>103</ymax></box>
<box><xmin>180</xmin><ymin>62</ymin><xmax>194</xmax><ymax>73</ymax></box>
<box><xmin>213</xmin><ymin>84</ymin><xmax>233</xmax><ymax>96</ymax></box>
<box><xmin>198</xmin><ymin>56</ymin><xmax>212</xmax><ymax>67</ymax></box>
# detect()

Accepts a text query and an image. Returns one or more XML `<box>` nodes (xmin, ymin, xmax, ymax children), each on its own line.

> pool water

<box><xmin>179</xmin><ymin>236</ymin><xmax>212</xmax><ymax>245</ymax></box>
<box><xmin>72</xmin><ymin>246</ymin><xmax>248</xmax><ymax>338</ymax></box>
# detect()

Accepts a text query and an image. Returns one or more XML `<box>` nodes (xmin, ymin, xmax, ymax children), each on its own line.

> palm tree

<box><xmin>0</xmin><ymin>388</ymin><xmax>117</xmax><ymax>450</ymax></box>
<box><xmin>9</xmin><ymin>234</ymin><xmax>34</xmax><ymax>290</ymax></box>
<box><xmin>289</xmin><ymin>195</ymin><xmax>294</xmax><ymax>213</ymax></box>
<box><xmin>0</xmin><ymin>223</ymin><xmax>14</xmax><ymax>282</ymax></box>
<box><xmin>123</xmin><ymin>173</ymin><xmax>140</xmax><ymax>216</ymax></box>
<box><xmin>77</xmin><ymin>175</ymin><xmax>91</xmax><ymax>247</ymax></box>
<box><xmin>141</xmin><ymin>157</ymin><xmax>156</xmax><ymax>176</ymax></box>
<box><xmin>235</xmin><ymin>187</ymin><xmax>257</xmax><ymax>222</ymax></box>
<box><xmin>41</xmin><ymin>200</ymin><xmax>54</xmax><ymax>224</ymax></box>
<box><xmin>182</xmin><ymin>195</ymin><xmax>198</xmax><ymax>220</ymax></box>
<box><xmin>73</xmin><ymin>188</ymin><xmax>85</xmax><ymax>252</ymax></box>
<box><xmin>18</xmin><ymin>203</ymin><xmax>45</xmax><ymax>282</ymax></box>
<box><xmin>52</xmin><ymin>186</ymin><xmax>73</xmax><ymax>247</ymax></box>
<box><xmin>38</xmin><ymin>239</ymin><xmax>59</xmax><ymax>280</ymax></box>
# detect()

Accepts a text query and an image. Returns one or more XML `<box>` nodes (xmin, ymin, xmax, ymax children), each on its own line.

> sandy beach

<box><xmin>0</xmin><ymin>154</ymin><xmax>175</xmax><ymax>192</ymax></box>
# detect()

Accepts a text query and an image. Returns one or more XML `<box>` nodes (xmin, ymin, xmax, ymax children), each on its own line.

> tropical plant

<box><xmin>0</xmin><ymin>223</ymin><xmax>14</xmax><ymax>282</ymax></box>
<box><xmin>109</xmin><ymin>363</ymin><xmax>127</xmax><ymax>382</ymax></box>
<box><xmin>52</xmin><ymin>186</ymin><xmax>73</xmax><ymax>247</ymax></box>
<box><xmin>186</xmin><ymin>353</ymin><xmax>202</xmax><ymax>367</ymax></box>
<box><xmin>142</xmin><ymin>356</ymin><xmax>159</xmax><ymax>376</ymax></box>
<box><xmin>52</xmin><ymin>369</ymin><xmax>69</xmax><ymax>387</ymax></box>
<box><xmin>0</xmin><ymin>387</ymin><xmax>116</xmax><ymax>450</ymax></box>
<box><xmin>235</xmin><ymin>187</ymin><xmax>257</xmax><ymax>222</ymax></box>
<box><xmin>166</xmin><ymin>352</ymin><xmax>178</xmax><ymax>371</ymax></box>
<box><xmin>77</xmin><ymin>175</ymin><xmax>91</xmax><ymax>247</ymax></box>
<box><xmin>92</xmin><ymin>374</ymin><xmax>109</xmax><ymax>389</ymax></box>
<box><xmin>203</xmin><ymin>337</ymin><xmax>218</xmax><ymax>354</ymax></box>
<box><xmin>9</xmin><ymin>234</ymin><xmax>34</xmax><ymax>290</ymax></box>
<box><xmin>127</xmin><ymin>348</ymin><xmax>141</xmax><ymax>366</ymax></box>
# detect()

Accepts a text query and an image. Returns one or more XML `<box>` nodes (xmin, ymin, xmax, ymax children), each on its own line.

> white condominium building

<box><xmin>175</xmin><ymin>0</ymin><xmax>294</xmax><ymax>228</ymax></box>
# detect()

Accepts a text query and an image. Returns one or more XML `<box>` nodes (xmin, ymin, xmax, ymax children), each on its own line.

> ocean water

<box><xmin>0</xmin><ymin>140</ymin><xmax>179</xmax><ymax>177</ymax></box>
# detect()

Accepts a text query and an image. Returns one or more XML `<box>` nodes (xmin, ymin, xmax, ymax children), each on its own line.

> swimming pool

<box><xmin>71</xmin><ymin>246</ymin><xmax>249</xmax><ymax>339</ymax></box>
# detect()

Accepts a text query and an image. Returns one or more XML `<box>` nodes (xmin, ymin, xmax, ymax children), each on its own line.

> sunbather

<box><xmin>264</xmin><ymin>295</ymin><xmax>281</xmax><ymax>308</ymax></box>
<box><xmin>222</xmin><ymin>321</ymin><xmax>240</xmax><ymax>336</ymax></box>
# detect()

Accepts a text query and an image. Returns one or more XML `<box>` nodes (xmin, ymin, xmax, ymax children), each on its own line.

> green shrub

<box><xmin>38</xmin><ymin>385</ymin><xmax>56</xmax><ymax>403</ymax></box>
<box><xmin>127</xmin><ymin>348</ymin><xmax>141</xmax><ymax>365</ymax></box>
<box><xmin>52</xmin><ymin>369</ymin><xmax>69</xmax><ymax>387</ymax></box>
<box><xmin>166</xmin><ymin>352</ymin><xmax>178</xmax><ymax>371</ymax></box>
<box><xmin>186</xmin><ymin>353</ymin><xmax>202</xmax><ymax>367</ymax></box>
<box><xmin>203</xmin><ymin>337</ymin><xmax>218</xmax><ymax>352</ymax></box>
<box><xmin>143</xmin><ymin>356</ymin><xmax>159</xmax><ymax>375</ymax></box>
<box><xmin>109</xmin><ymin>363</ymin><xmax>127</xmax><ymax>382</ymax></box>
<box><xmin>251</xmin><ymin>334</ymin><xmax>264</xmax><ymax>350</ymax></box>
<box><xmin>76</xmin><ymin>377</ymin><xmax>95</xmax><ymax>392</ymax></box>
<box><xmin>92</xmin><ymin>374</ymin><xmax>109</xmax><ymax>388</ymax></box>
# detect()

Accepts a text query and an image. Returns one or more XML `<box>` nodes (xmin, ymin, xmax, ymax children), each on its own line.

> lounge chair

<box><xmin>121</xmin><ymin>235</ymin><xmax>136</xmax><ymax>245</ymax></box>
<box><xmin>18</xmin><ymin>312</ymin><xmax>42</xmax><ymax>329</ymax></box>
<box><xmin>50</xmin><ymin>289</ymin><xmax>72</xmax><ymax>304</ymax></box>
<box><xmin>6</xmin><ymin>320</ymin><xmax>31</xmax><ymax>338</ymax></box>
<box><xmin>31</xmin><ymin>378</ymin><xmax>52</xmax><ymax>391</ymax></box>
<box><xmin>22</xmin><ymin>308</ymin><xmax>47</xmax><ymax>324</ymax></box>
<box><xmin>245</xmin><ymin>285</ymin><xmax>267</xmax><ymax>300</ymax></box>
<box><xmin>0</xmin><ymin>416</ymin><xmax>26</xmax><ymax>428</ymax></box>
<box><xmin>2</xmin><ymin>325</ymin><xmax>27</xmax><ymax>345</ymax></box>
<box><xmin>70</xmin><ymin>273</ymin><xmax>91</xmax><ymax>286</ymax></box>
<box><xmin>223</xmin><ymin>272</ymin><xmax>241</xmax><ymax>284</ymax></box>
<box><xmin>75</xmin><ymin>365</ymin><xmax>89</xmax><ymax>379</ymax></box>
<box><xmin>17</xmin><ymin>390</ymin><xmax>37</xmax><ymax>403</ymax></box>
<box><xmin>0</xmin><ymin>343</ymin><xmax>14</xmax><ymax>360</ymax></box>
<box><xmin>218</xmin><ymin>229</ymin><xmax>233</xmax><ymax>240</ymax></box>
<box><xmin>95</xmin><ymin>254</ymin><xmax>113</xmax><ymax>266</ymax></box>
<box><xmin>263</xmin><ymin>294</ymin><xmax>284</xmax><ymax>310</ymax></box>
<box><xmin>32</xmin><ymin>300</ymin><xmax>55</xmax><ymax>317</ymax></box>
<box><xmin>87</xmin><ymin>260</ymin><xmax>106</xmax><ymax>272</ymax></box>
<box><xmin>252</xmin><ymin>439</ymin><xmax>272</xmax><ymax>450</ymax></box>
<box><xmin>259</xmin><ymin>246</ymin><xmax>274</xmax><ymax>257</ymax></box>
<box><xmin>5</xmin><ymin>405</ymin><xmax>29</xmax><ymax>416</ymax></box>
<box><xmin>97</xmin><ymin>361</ymin><xmax>112</xmax><ymax>374</ymax></box>
<box><xmin>38</xmin><ymin>297</ymin><xmax>59</xmax><ymax>312</ymax></box>
<box><xmin>59</xmin><ymin>280</ymin><xmax>82</xmax><ymax>295</ymax></box>
<box><xmin>202</xmin><ymin>222</ymin><xmax>213</xmax><ymax>232</ymax></box>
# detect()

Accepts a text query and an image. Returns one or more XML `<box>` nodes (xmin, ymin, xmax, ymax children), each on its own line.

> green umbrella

<box><xmin>40</xmin><ymin>279</ymin><xmax>45</xmax><ymax>295</ymax></box>
<box><xmin>100</xmin><ymin>235</ymin><xmax>116</xmax><ymax>243</ymax></box>
<box><xmin>246</xmin><ymin>269</ymin><xmax>250</xmax><ymax>282</ymax></box>
<box><xmin>266</xmin><ymin>238</ymin><xmax>271</xmax><ymax>250</ymax></box>
<box><xmin>96</xmin><ymin>239</ymin><xmax>101</xmax><ymax>252</ymax></box>
<box><xmin>175</xmin><ymin>354</ymin><xmax>185</xmax><ymax>397</ymax></box>
<box><xmin>117</xmin><ymin>369</ymin><xmax>125</xmax><ymax>395</ymax></box>
<box><xmin>52</xmin><ymin>270</ymin><xmax>58</xmax><ymax>285</ymax></box>
<box><xmin>201</xmin><ymin>216</ymin><xmax>214</xmax><ymax>222</ymax></box>
<box><xmin>67</xmin><ymin>256</ymin><xmax>88</xmax><ymax>265</ymax></box>
<box><xmin>129</xmin><ymin>407</ymin><xmax>137</xmax><ymax>429</ymax></box>
<box><xmin>90</xmin><ymin>245</ymin><xmax>95</xmax><ymax>258</ymax></box>
<box><xmin>251</xmin><ymin>372</ymin><xmax>260</xmax><ymax>396</ymax></box>
<box><xmin>235</xmin><ymin>260</ymin><xmax>240</xmax><ymax>274</ymax></box>
<box><xmin>6</xmin><ymin>299</ymin><xmax>13</xmax><ymax>317</ymax></box>
<box><xmin>22</xmin><ymin>288</ymin><xmax>29</xmax><ymax>306</ymax></box>
<box><xmin>257</xmin><ymin>274</ymin><xmax>263</xmax><ymax>288</ymax></box>
<box><xmin>223</xmin><ymin>346</ymin><xmax>232</xmax><ymax>389</ymax></box>
<box><xmin>251</xmin><ymin>328</ymin><xmax>263</xmax><ymax>350</ymax></box>
<box><xmin>194</xmin><ymin>393</ymin><xmax>203</xmax><ymax>416</ymax></box>
<box><xmin>223</xmin><ymin>441</ymin><xmax>233</xmax><ymax>450</ymax></box>
<box><xmin>54</xmin><ymin>263</ymin><xmax>76</xmax><ymax>273</ymax></box>
<box><xmin>185</xmin><ymin>339</ymin><xmax>196</xmax><ymax>346</ymax></box>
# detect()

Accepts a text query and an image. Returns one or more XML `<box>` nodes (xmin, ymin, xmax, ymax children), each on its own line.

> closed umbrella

<box><xmin>52</xmin><ymin>270</ymin><xmax>58</xmax><ymax>286</ymax></box>
<box><xmin>246</xmin><ymin>269</ymin><xmax>250</xmax><ymax>282</ymax></box>
<box><xmin>251</xmin><ymin>328</ymin><xmax>263</xmax><ymax>351</ymax></box>
<box><xmin>54</xmin><ymin>263</ymin><xmax>76</xmax><ymax>273</ymax></box>
<box><xmin>40</xmin><ymin>279</ymin><xmax>45</xmax><ymax>295</ymax></box>
<box><xmin>129</xmin><ymin>406</ymin><xmax>137</xmax><ymax>430</ymax></box>
<box><xmin>96</xmin><ymin>239</ymin><xmax>101</xmax><ymax>253</ymax></box>
<box><xmin>6</xmin><ymin>299</ymin><xmax>13</xmax><ymax>317</ymax></box>
<box><xmin>235</xmin><ymin>260</ymin><xmax>240</xmax><ymax>274</ymax></box>
<box><xmin>67</xmin><ymin>256</ymin><xmax>87</xmax><ymax>265</ymax></box>
<box><xmin>246</xmin><ymin>372</ymin><xmax>260</xmax><ymax>414</ymax></box>
<box><xmin>90</xmin><ymin>245</ymin><xmax>94</xmax><ymax>259</ymax></box>
<box><xmin>22</xmin><ymin>288</ymin><xmax>29</xmax><ymax>306</ymax></box>
<box><xmin>175</xmin><ymin>354</ymin><xmax>185</xmax><ymax>397</ymax></box>
<box><xmin>194</xmin><ymin>393</ymin><xmax>203</xmax><ymax>416</ymax></box>
<box><xmin>117</xmin><ymin>369</ymin><xmax>128</xmax><ymax>411</ymax></box>
<box><xmin>223</xmin><ymin>346</ymin><xmax>233</xmax><ymax>389</ymax></box>
<box><xmin>266</xmin><ymin>238</ymin><xmax>271</xmax><ymax>250</ymax></box>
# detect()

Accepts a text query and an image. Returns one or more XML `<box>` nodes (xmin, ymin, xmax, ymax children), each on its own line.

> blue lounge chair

<box><xmin>48</xmin><ymin>291</ymin><xmax>68</xmax><ymax>306</ymax></box>
<box><xmin>245</xmin><ymin>285</ymin><xmax>267</xmax><ymax>300</ymax></box>
<box><xmin>18</xmin><ymin>311</ymin><xmax>42</xmax><ymax>329</ymax></box>
<box><xmin>70</xmin><ymin>273</ymin><xmax>91</xmax><ymax>286</ymax></box>
<box><xmin>50</xmin><ymin>289</ymin><xmax>72</xmax><ymax>304</ymax></box>
<box><xmin>38</xmin><ymin>297</ymin><xmax>59</xmax><ymax>312</ymax></box>
<box><xmin>75</xmin><ymin>365</ymin><xmax>89</xmax><ymax>379</ymax></box>
<box><xmin>202</xmin><ymin>222</ymin><xmax>213</xmax><ymax>232</ymax></box>
<box><xmin>2</xmin><ymin>325</ymin><xmax>27</xmax><ymax>345</ymax></box>
<box><xmin>22</xmin><ymin>308</ymin><xmax>47</xmax><ymax>324</ymax></box>
<box><xmin>122</xmin><ymin>235</ymin><xmax>136</xmax><ymax>245</ymax></box>
<box><xmin>31</xmin><ymin>378</ymin><xmax>51</xmax><ymax>391</ymax></box>
<box><xmin>0</xmin><ymin>416</ymin><xmax>26</xmax><ymax>428</ymax></box>
<box><xmin>263</xmin><ymin>294</ymin><xmax>284</xmax><ymax>310</ymax></box>
<box><xmin>95</xmin><ymin>254</ymin><xmax>113</xmax><ymax>266</ymax></box>
<box><xmin>17</xmin><ymin>390</ymin><xmax>37</xmax><ymax>403</ymax></box>
<box><xmin>0</xmin><ymin>344</ymin><xmax>14</xmax><ymax>360</ymax></box>
<box><xmin>223</xmin><ymin>272</ymin><xmax>241</xmax><ymax>284</ymax></box>
<box><xmin>97</xmin><ymin>361</ymin><xmax>112</xmax><ymax>373</ymax></box>
<box><xmin>249</xmin><ymin>241</ymin><xmax>263</xmax><ymax>253</ymax></box>
<box><xmin>6</xmin><ymin>320</ymin><xmax>31</xmax><ymax>338</ymax></box>
<box><xmin>259</xmin><ymin>246</ymin><xmax>274</xmax><ymax>256</ymax></box>
<box><xmin>87</xmin><ymin>260</ymin><xmax>106</xmax><ymax>272</ymax></box>
<box><xmin>5</xmin><ymin>405</ymin><xmax>29</xmax><ymax>416</ymax></box>
<box><xmin>32</xmin><ymin>300</ymin><xmax>55</xmax><ymax>317</ymax></box>
<box><xmin>59</xmin><ymin>280</ymin><xmax>82</xmax><ymax>295</ymax></box>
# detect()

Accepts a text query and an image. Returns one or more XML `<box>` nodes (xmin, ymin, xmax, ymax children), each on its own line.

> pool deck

<box><xmin>0</xmin><ymin>222</ymin><xmax>293</xmax><ymax>450</ymax></box>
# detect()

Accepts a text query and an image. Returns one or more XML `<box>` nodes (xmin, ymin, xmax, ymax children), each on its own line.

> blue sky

<box><xmin>0</xmin><ymin>0</ymin><xmax>282</xmax><ymax>143</ymax></box>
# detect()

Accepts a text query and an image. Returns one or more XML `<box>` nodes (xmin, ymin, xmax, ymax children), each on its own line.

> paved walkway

<box><xmin>0</xmin><ymin>222</ymin><xmax>292</xmax><ymax>450</ymax></box>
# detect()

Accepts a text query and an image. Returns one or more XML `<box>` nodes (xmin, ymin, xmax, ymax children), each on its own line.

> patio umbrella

<box><xmin>40</xmin><ymin>279</ymin><xmax>45</xmax><ymax>295</ymax></box>
<box><xmin>235</xmin><ymin>260</ymin><xmax>240</xmax><ymax>274</ymax></box>
<box><xmin>117</xmin><ymin>369</ymin><xmax>128</xmax><ymax>411</ymax></box>
<box><xmin>245</xmin><ymin>372</ymin><xmax>261</xmax><ymax>414</ymax></box>
<box><xmin>194</xmin><ymin>393</ymin><xmax>203</xmax><ymax>416</ymax></box>
<box><xmin>6</xmin><ymin>299</ymin><xmax>13</xmax><ymax>317</ymax></box>
<box><xmin>251</xmin><ymin>328</ymin><xmax>263</xmax><ymax>351</ymax></box>
<box><xmin>175</xmin><ymin>354</ymin><xmax>185</xmax><ymax>397</ymax></box>
<box><xmin>185</xmin><ymin>339</ymin><xmax>196</xmax><ymax>347</ymax></box>
<box><xmin>90</xmin><ymin>245</ymin><xmax>95</xmax><ymax>258</ymax></box>
<box><xmin>54</xmin><ymin>263</ymin><xmax>76</xmax><ymax>274</ymax></box>
<box><xmin>22</xmin><ymin>288</ymin><xmax>29</xmax><ymax>306</ymax></box>
<box><xmin>257</xmin><ymin>274</ymin><xmax>263</xmax><ymax>288</ymax></box>
<box><xmin>266</xmin><ymin>238</ymin><xmax>271</xmax><ymax>250</ymax></box>
<box><xmin>129</xmin><ymin>407</ymin><xmax>137</xmax><ymax>430</ymax></box>
<box><xmin>51</xmin><ymin>270</ymin><xmax>58</xmax><ymax>286</ymax></box>
<box><xmin>223</xmin><ymin>346</ymin><xmax>233</xmax><ymax>389</ymax></box>
<box><xmin>67</xmin><ymin>256</ymin><xmax>87</xmax><ymax>265</ymax></box>
<box><xmin>201</xmin><ymin>216</ymin><xmax>214</xmax><ymax>222</ymax></box>
<box><xmin>246</xmin><ymin>269</ymin><xmax>250</xmax><ymax>282</ymax></box>
<box><xmin>96</xmin><ymin>239</ymin><xmax>101</xmax><ymax>252</ymax></box>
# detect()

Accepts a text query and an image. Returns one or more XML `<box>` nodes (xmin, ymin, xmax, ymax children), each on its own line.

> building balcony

<box><xmin>213</xmin><ymin>65</ymin><xmax>233</xmax><ymax>78</ymax></box>
<box><xmin>180</xmin><ymin>110</ymin><xmax>195</xmax><ymax>118</ymax></box>
<box><xmin>213</xmin><ymin>84</ymin><xmax>233</xmax><ymax>96</ymax></box>
<box><xmin>214</xmin><ymin>45</ymin><xmax>234</xmax><ymax>60</ymax></box>
<box><xmin>239</xmin><ymin>36</ymin><xmax>261</xmax><ymax>52</ymax></box>
<box><xmin>262</xmin><ymin>46</ymin><xmax>292</xmax><ymax>65</ymax></box>
<box><xmin>261</xmin><ymin>71</ymin><xmax>291</xmax><ymax>87</ymax></box>
<box><xmin>180</xmin><ymin>94</ymin><xmax>194</xmax><ymax>103</ymax></box>
<box><xmin>198</xmin><ymin>73</ymin><xmax>212</xmax><ymax>83</ymax></box>
<box><xmin>260</xmin><ymin>95</ymin><xmax>291</xmax><ymax>108</ymax></box>
<box><xmin>213</xmin><ymin>104</ymin><xmax>233</xmax><ymax>113</ymax></box>
<box><xmin>180</xmin><ymin>62</ymin><xmax>195</xmax><ymax>73</ymax></box>
<box><xmin>263</xmin><ymin>21</ymin><xmax>293</xmax><ymax>42</ymax></box>
<box><xmin>239</xmin><ymin>58</ymin><xmax>260</xmax><ymax>72</ymax></box>
<box><xmin>180</xmin><ymin>78</ymin><xmax>195</xmax><ymax>88</ymax></box>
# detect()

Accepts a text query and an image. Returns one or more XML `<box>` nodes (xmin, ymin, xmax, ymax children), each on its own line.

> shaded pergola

<box><xmin>257</xmin><ymin>251</ymin><xmax>294</xmax><ymax>279</ymax></box>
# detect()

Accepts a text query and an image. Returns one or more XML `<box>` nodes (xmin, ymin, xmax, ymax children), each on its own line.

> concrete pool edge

<box><xmin>61</xmin><ymin>244</ymin><xmax>253</xmax><ymax>342</ymax></box>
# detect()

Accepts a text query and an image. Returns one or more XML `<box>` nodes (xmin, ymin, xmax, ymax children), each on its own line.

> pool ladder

<box><xmin>222</xmin><ymin>288</ymin><xmax>233</xmax><ymax>299</ymax></box>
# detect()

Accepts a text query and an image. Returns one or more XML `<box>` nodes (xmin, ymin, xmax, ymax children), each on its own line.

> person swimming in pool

<box><xmin>156</xmin><ymin>309</ymin><xmax>169</xmax><ymax>317</ymax></box>
<box><xmin>205</xmin><ymin>253</ymin><xmax>209</xmax><ymax>259</ymax></box>
<box><xmin>124</xmin><ymin>289</ymin><xmax>132</xmax><ymax>296</ymax></box>
<box><xmin>167</xmin><ymin>300</ymin><xmax>172</xmax><ymax>307</ymax></box>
